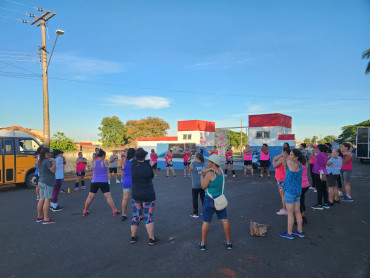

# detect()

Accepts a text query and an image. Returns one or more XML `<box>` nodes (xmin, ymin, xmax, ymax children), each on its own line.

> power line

<box><xmin>0</xmin><ymin>6</ymin><xmax>27</xmax><ymax>15</ymax></box>
<box><xmin>0</xmin><ymin>58</ymin><xmax>39</xmax><ymax>62</ymax></box>
<box><xmin>0</xmin><ymin>54</ymin><xmax>38</xmax><ymax>57</ymax></box>
<box><xmin>5</xmin><ymin>0</ymin><xmax>43</xmax><ymax>11</ymax></box>
<box><xmin>0</xmin><ymin>50</ymin><xmax>38</xmax><ymax>54</ymax></box>
<box><xmin>0</xmin><ymin>14</ymin><xmax>21</xmax><ymax>22</ymax></box>
<box><xmin>0</xmin><ymin>55</ymin><xmax>40</xmax><ymax>72</ymax></box>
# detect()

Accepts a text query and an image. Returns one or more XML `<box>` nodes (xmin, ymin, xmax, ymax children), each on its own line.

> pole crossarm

<box><xmin>30</xmin><ymin>10</ymin><xmax>50</xmax><ymax>25</ymax></box>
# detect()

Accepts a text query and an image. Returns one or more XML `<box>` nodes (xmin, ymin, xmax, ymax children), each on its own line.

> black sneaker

<box><xmin>333</xmin><ymin>200</ymin><xmax>340</xmax><ymax>204</ymax></box>
<box><xmin>149</xmin><ymin>237</ymin><xmax>160</xmax><ymax>246</ymax></box>
<box><xmin>322</xmin><ymin>203</ymin><xmax>330</xmax><ymax>209</ymax></box>
<box><xmin>51</xmin><ymin>206</ymin><xmax>64</xmax><ymax>212</ymax></box>
<box><xmin>311</xmin><ymin>204</ymin><xmax>324</xmax><ymax>210</ymax></box>
<box><xmin>198</xmin><ymin>242</ymin><xmax>206</xmax><ymax>251</ymax></box>
<box><xmin>225</xmin><ymin>242</ymin><xmax>232</xmax><ymax>250</ymax></box>
<box><xmin>327</xmin><ymin>202</ymin><xmax>334</xmax><ymax>207</ymax></box>
<box><xmin>259</xmin><ymin>175</ymin><xmax>263</xmax><ymax>179</ymax></box>
<box><xmin>121</xmin><ymin>215</ymin><xmax>128</xmax><ymax>221</ymax></box>
<box><xmin>130</xmin><ymin>236</ymin><xmax>138</xmax><ymax>244</ymax></box>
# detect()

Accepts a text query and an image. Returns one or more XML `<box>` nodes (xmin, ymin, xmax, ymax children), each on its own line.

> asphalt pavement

<box><xmin>0</xmin><ymin>160</ymin><xmax>369</xmax><ymax>278</ymax></box>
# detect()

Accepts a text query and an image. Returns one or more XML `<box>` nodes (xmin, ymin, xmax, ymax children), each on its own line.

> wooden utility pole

<box><xmin>31</xmin><ymin>11</ymin><xmax>56</xmax><ymax>147</ymax></box>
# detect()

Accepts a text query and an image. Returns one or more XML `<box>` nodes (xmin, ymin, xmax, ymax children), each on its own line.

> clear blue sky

<box><xmin>1</xmin><ymin>0</ymin><xmax>370</xmax><ymax>142</ymax></box>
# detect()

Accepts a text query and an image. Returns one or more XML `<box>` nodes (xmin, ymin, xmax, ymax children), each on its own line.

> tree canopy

<box><xmin>362</xmin><ymin>49</ymin><xmax>370</xmax><ymax>74</ymax></box>
<box><xmin>125</xmin><ymin>117</ymin><xmax>170</xmax><ymax>143</ymax></box>
<box><xmin>98</xmin><ymin>116</ymin><xmax>127</xmax><ymax>147</ymax></box>
<box><xmin>229</xmin><ymin>130</ymin><xmax>247</xmax><ymax>148</ymax></box>
<box><xmin>338</xmin><ymin>119</ymin><xmax>370</xmax><ymax>144</ymax></box>
<box><xmin>50</xmin><ymin>132</ymin><xmax>77</xmax><ymax>152</ymax></box>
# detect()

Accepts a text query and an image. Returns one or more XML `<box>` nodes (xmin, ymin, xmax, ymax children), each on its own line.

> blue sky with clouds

<box><xmin>1</xmin><ymin>0</ymin><xmax>369</xmax><ymax>141</ymax></box>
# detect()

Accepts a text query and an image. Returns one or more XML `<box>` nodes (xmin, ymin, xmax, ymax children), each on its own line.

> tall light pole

<box><xmin>31</xmin><ymin>10</ymin><xmax>56</xmax><ymax>147</ymax></box>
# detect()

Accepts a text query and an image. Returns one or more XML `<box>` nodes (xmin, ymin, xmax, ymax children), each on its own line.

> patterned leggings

<box><xmin>131</xmin><ymin>199</ymin><xmax>155</xmax><ymax>226</ymax></box>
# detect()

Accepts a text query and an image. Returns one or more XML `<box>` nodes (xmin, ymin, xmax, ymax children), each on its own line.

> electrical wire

<box><xmin>5</xmin><ymin>0</ymin><xmax>41</xmax><ymax>11</ymax></box>
<box><xmin>0</xmin><ymin>54</ymin><xmax>38</xmax><ymax>57</ymax></box>
<box><xmin>0</xmin><ymin>50</ymin><xmax>38</xmax><ymax>54</ymax></box>
<box><xmin>0</xmin><ymin>55</ymin><xmax>40</xmax><ymax>72</ymax></box>
<box><xmin>0</xmin><ymin>14</ymin><xmax>21</xmax><ymax>22</ymax></box>
<box><xmin>0</xmin><ymin>6</ymin><xmax>27</xmax><ymax>15</ymax></box>
<box><xmin>0</xmin><ymin>58</ymin><xmax>39</xmax><ymax>62</ymax></box>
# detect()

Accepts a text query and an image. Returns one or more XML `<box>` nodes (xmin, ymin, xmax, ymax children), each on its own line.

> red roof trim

<box><xmin>137</xmin><ymin>136</ymin><xmax>178</xmax><ymax>142</ymax></box>
<box><xmin>178</xmin><ymin>120</ymin><xmax>215</xmax><ymax>132</ymax></box>
<box><xmin>278</xmin><ymin>134</ymin><xmax>295</xmax><ymax>140</ymax></box>
<box><xmin>248</xmin><ymin>113</ymin><xmax>292</xmax><ymax>128</ymax></box>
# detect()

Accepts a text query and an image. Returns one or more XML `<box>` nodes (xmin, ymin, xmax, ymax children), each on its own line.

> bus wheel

<box><xmin>26</xmin><ymin>173</ymin><xmax>37</xmax><ymax>188</ymax></box>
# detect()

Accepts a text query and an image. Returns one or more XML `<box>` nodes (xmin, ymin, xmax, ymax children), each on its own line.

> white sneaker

<box><xmin>116</xmin><ymin>179</ymin><xmax>120</xmax><ymax>183</ymax></box>
<box><xmin>276</xmin><ymin>209</ymin><xmax>288</xmax><ymax>216</ymax></box>
<box><xmin>313</xmin><ymin>189</ymin><xmax>317</xmax><ymax>193</ymax></box>
<box><xmin>108</xmin><ymin>180</ymin><xmax>111</xmax><ymax>185</ymax></box>
<box><xmin>225</xmin><ymin>174</ymin><xmax>227</xmax><ymax>177</ymax></box>
<box><xmin>309</xmin><ymin>186</ymin><xmax>314</xmax><ymax>190</ymax></box>
<box><xmin>188</xmin><ymin>174</ymin><xmax>191</xmax><ymax>177</ymax></box>
<box><xmin>233</xmin><ymin>175</ymin><xmax>235</xmax><ymax>178</ymax></box>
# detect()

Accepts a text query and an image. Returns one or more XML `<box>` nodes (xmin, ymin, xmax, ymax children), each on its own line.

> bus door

<box><xmin>3</xmin><ymin>138</ymin><xmax>15</xmax><ymax>183</ymax></box>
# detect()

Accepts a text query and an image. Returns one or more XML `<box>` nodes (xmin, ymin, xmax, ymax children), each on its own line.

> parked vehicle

<box><xmin>0</xmin><ymin>130</ymin><xmax>41</xmax><ymax>188</ymax></box>
<box><xmin>357</xmin><ymin>127</ymin><xmax>370</xmax><ymax>163</ymax></box>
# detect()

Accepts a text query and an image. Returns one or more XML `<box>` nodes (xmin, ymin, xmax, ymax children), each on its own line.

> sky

<box><xmin>1</xmin><ymin>0</ymin><xmax>370</xmax><ymax>142</ymax></box>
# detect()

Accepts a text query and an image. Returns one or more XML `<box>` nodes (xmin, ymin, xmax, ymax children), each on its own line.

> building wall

<box><xmin>248</xmin><ymin>126</ymin><xmax>292</xmax><ymax>147</ymax></box>
<box><xmin>177</xmin><ymin>131</ymin><xmax>215</xmax><ymax>146</ymax></box>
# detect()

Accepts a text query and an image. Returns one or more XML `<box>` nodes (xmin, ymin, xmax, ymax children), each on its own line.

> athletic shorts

<box><xmin>35</xmin><ymin>174</ymin><xmax>39</xmax><ymax>185</ymax></box>
<box><xmin>225</xmin><ymin>161</ymin><xmax>233</xmax><ymax>165</ymax></box>
<box><xmin>184</xmin><ymin>162</ymin><xmax>191</xmax><ymax>166</ymax></box>
<box><xmin>244</xmin><ymin>160</ymin><xmax>252</xmax><ymax>166</ymax></box>
<box><xmin>166</xmin><ymin>163</ymin><xmax>173</xmax><ymax>168</ymax></box>
<box><xmin>38</xmin><ymin>182</ymin><xmax>53</xmax><ymax>199</ymax></box>
<box><xmin>76</xmin><ymin>171</ymin><xmax>85</xmax><ymax>177</ymax></box>
<box><xmin>260</xmin><ymin>160</ymin><xmax>270</xmax><ymax>167</ymax></box>
<box><xmin>90</xmin><ymin>182</ymin><xmax>110</xmax><ymax>194</ymax></box>
<box><xmin>340</xmin><ymin>170</ymin><xmax>352</xmax><ymax>183</ymax></box>
<box><xmin>327</xmin><ymin>173</ymin><xmax>339</xmax><ymax>187</ymax></box>
<box><xmin>131</xmin><ymin>199</ymin><xmax>155</xmax><ymax>226</ymax></box>
<box><xmin>284</xmin><ymin>192</ymin><xmax>300</xmax><ymax>204</ymax></box>
<box><xmin>109</xmin><ymin>167</ymin><xmax>117</xmax><ymax>173</ymax></box>
<box><xmin>277</xmin><ymin>180</ymin><xmax>284</xmax><ymax>191</ymax></box>
<box><xmin>123</xmin><ymin>188</ymin><xmax>131</xmax><ymax>193</ymax></box>
<box><xmin>152</xmin><ymin>163</ymin><xmax>157</xmax><ymax>170</ymax></box>
<box><xmin>201</xmin><ymin>195</ymin><xmax>228</xmax><ymax>223</ymax></box>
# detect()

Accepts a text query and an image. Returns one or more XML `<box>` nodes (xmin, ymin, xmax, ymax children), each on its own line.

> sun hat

<box><xmin>313</xmin><ymin>144</ymin><xmax>318</xmax><ymax>148</ymax></box>
<box><xmin>207</xmin><ymin>154</ymin><xmax>221</xmax><ymax>166</ymax></box>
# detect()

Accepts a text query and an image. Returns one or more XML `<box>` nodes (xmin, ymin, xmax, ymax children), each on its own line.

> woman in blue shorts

<box><xmin>279</xmin><ymin>149</ymin><xmax>305</xmax><ymax>240</ymax></box>
<box><xmin>199</xmin><ymin>154</ymin><xmax>231</xmax><ymax>251</ymax></box>
<box><xmin>121</xmin><ymin>148</ymin><xmax>136</xmax><ymax>221</ymax></box>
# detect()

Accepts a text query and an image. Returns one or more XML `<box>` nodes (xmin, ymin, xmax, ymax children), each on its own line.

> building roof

<box><xmin>137</xmin><ymin>136</ymin><xmax>178</xmax><ymax>142</ymax></box>
<box><xmin>0</xmin><ymin>126</ymin><xmax>44</xmax><ymax>141</ymax></box>
<box><xmin>178</xmin><ymin>120</ymin><xmax>215</xmax><ymax>132</ymax></box>
<box><xmin>248</xmin><ymin>113</ymin><xmax>292</xmax><ymax>129</ymax></box>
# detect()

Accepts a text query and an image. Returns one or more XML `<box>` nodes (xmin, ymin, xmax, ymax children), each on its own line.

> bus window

<box><xmin>19</xmin><ymin>139</ymin><xmax>39</xmax><ymax>154</ymax></box>
<box><xmin>5</xmin><ymin>140</ymin><xmax>13</xmax><ymax>155</ymax></box>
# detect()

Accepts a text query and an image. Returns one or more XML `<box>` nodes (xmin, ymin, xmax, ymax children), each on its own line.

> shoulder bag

<box><xmin>206</xmin><ymin>171</ymin><xmax>228</xmax><ymax>211</ymax></box>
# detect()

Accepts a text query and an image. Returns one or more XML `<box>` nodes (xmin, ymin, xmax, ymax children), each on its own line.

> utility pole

<box><xmin>31</xmin><ymin>10</ymin><xmax>56</xmax><ymax>147</ymax></box>
<box><xmin>240</xmin><ymin>118</ymin><xmax>243</xmax><ymax>152</ymax></box>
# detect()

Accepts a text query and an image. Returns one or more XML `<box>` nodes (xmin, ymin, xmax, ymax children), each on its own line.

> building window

<box><xmin>256</xmin><ymin>131</ymin><xmax>270</xmax><ymax>139</ymax></box>
<box><xmin>183</xmin><ymin>134</ymin><xmax>192</xmax><ymax>140</ymax></box>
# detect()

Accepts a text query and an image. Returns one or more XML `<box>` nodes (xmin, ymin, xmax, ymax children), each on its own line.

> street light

<box><xmin>47</xmin><ymin>29</ymin><xmax>64</xmax><ymax>71</ymax></box>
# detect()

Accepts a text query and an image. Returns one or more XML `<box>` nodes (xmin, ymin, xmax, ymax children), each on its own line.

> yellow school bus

<box><xmin>0</xmin><ymin>130</ymin><xmax>41</xmax><ymax>188</ymax></box>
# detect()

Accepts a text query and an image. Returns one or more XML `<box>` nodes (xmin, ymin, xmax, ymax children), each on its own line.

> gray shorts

<box><xmin>340</xmin><ymin>170</ymin><xmax>352</xmax><ymax>183</ymax></box>
<box><xmin>38</xmin><ymin>182</ymin><xmax>54</xmax><ymax>199</ymax></box>
<box><xmin>327</xmin><ymin>173</ymin><xmax>339</xmax><ymax>187</ymax></box>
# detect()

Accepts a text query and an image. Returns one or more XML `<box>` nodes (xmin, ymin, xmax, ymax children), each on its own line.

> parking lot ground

<box><xmin>0</xmin><ymin>160</ymin><xmax>369</xmax><ymax>278</ymax></box>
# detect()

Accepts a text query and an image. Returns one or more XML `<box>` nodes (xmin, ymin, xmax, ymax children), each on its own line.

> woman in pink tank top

<box><xmin>273</xmin><ymin>147</ymin><xmax>290</xmax><ymax>215</ymax></box>
<box><xmin>243</xmin><ymin>145</ymin><xmax>254</xmax><ymax>177</ymax></box>
<box><xmin>340</xmin><ymin>143</ymin><xmax>354</xmax><ymax>202</ymax></box>
<box><xmin>300</xmin><ymin>157</ymin><xmax>310</xmax><ymax>224</ymax></box>
<box><xmin>259</xmin><ymin>144</ymin><xmax>271</xmax><ymax>178</ymax></box>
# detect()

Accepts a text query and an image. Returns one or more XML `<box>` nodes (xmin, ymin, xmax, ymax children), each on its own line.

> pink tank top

<box><xmin>301</xmin><ymin>164</ymin><xmax>310</xmax><ymax>188</ymax></box>
<box><xmin>166</xmin><ymin>154</ymin><xmax>172</xmax><ymax>164</ymax></box>
<box><xmin>341</xmin><ymin>154</ymin><xmax>353</xmax><ymax>170</ymax></box>
<box><xmin>260</xmin><ymin>151</ymin><xmax>269</xmax><ymax>160</ymax></box>
<box><xmin>275</xmin><ymin>164</ymin><xmax>286</xmax><ymax>182</ymax></box>
<box><xmin>309</xmin><ymin>155</ymin><xmax>315</xmax><ymax>164</ymax></box>
<box><xmin>243</xmin><ymin>152</ymin><xmax>252</xmax><ymax>160</ymax></box>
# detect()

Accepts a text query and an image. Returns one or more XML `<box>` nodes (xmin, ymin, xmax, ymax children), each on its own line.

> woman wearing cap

<box><xmin>82</xmin><ymin>149</ymin><xmax>121</xmax><ymax>217</ymax></box>
<box><xmin>121</xmin><ymin>148</ymin><xmax>136</xmax><ymax>221</ymax></box>
<box><xmin>130</xmin><ymin>148</ymin><xmax>159</xmax><ymax>246</ymax></box>
<box><xmin>199</xmin><ymin>154</ymin><xmax>232</xmax><ymax>251</ymax></box>
<box><xmin>189</xmin><ymin>153</ymin><xmax>206</xmax><ymax>218</ymax></box>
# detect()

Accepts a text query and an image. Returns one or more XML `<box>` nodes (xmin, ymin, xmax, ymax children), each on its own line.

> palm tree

<box><xmin>311</xmin><ymin>136</ymin><xmax>318</xmax><ymax>145</ymax></box>
<box><xmin>303</xmin><ymin>138</ymin><xmax>311</xmax><ymax>145</ymax></box>
<box><xmin>362</xmin><ymin>49</ymin><xmax>370</xmax><ymax>74</ymax></box>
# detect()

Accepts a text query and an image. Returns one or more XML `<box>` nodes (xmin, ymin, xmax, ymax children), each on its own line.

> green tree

<box><xmin>125</xmin><ymin>117</ymin><xmax>170</xmax><ymax>143</ymax></box>
<box><xmin>338</xmin><ymin>119</ymin><xmax>370</xmax><ymax>144</ymax></box>
<box><xmin>98</xmin><ymin>116</ymin><xmax>127</xmax><ymax>147</ymax></box>
<box><xmin>303</xmin><ymin>138</ymin><xmax>311</xmax><ymax>145</ymax></box>
<box><xmin>323</xmin><ymin>135</ymin><xmax>337</xmax><ymax>143</ymax></box>
<box><xmin>362</xmin><ymin>49</ymin><xmax>370</xmax><ymax>74</ymax></box>
<box><xmin>50</xmin><ymin>132</ymin><xmax>77</xmax><ymax>152</ymax></box>
<box><xmin>318</xmin><ymin>139</ymin><xmax>327</xmax><ymax>144</ymax></box>
<box><xmin>311</xmin><ymin>136</ymin><xmax>318</xmax><ymax>144</ymax></box>
<box><xmin>229</xmin><ymin>130</ymin><xmax>247</xmax><ymax>148</ymax></box>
